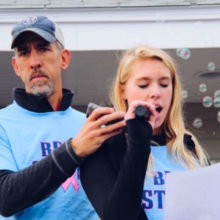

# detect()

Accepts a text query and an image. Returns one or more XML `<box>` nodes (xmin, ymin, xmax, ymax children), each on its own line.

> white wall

<box><xmin>1</xmin><ymin>5</ymin><xmax>220</xmax><ymax>51</ymax></box>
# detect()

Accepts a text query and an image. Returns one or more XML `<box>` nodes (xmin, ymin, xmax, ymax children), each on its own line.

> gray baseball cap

<box><xmin>11</xmin><ymin>16</ymin><xmax>64</xmax><ymax>48</ymax></box>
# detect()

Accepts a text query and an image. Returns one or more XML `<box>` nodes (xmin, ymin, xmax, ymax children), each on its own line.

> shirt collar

<box><xmin>151</xmin><ymin>132</ymin><xmax>167</xmax><ymax>146</ymax></box>
<box><xmin>13</xmin><ymin>88</ymin><xmax>74</xmax><ymax>113</ymax></box>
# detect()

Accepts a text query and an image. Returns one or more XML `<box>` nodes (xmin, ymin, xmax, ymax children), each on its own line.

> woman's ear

<box><xmin>61</xmin><ymin>49</ymin><xmax>71</xmax><ymax>70</ymax></box>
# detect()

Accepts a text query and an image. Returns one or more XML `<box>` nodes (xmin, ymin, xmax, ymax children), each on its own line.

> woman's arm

<box><xmin>81</xmin><ymin>118</ymin><xmax>152</xmax><ymax>220</ymax></box>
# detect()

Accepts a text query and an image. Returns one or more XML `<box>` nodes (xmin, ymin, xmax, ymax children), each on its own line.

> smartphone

<box><xmin>86</xmin><ymin>102</ymin><xmax>123</xmax><ymax>125</ymax></box>
<box><xmin>86</xmin><ymin>103</ymin><xmax>102</xmax><ymax>118</ymax></box>
<box><xmin>86</xmin><ymin>102</ymin><xmax>126</xmax><ymax>132</ymax></box>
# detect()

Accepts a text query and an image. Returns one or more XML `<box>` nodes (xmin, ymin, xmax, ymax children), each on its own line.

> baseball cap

<box><xmin>11</xmin><ymin>15</ymin><xmax>64</xmax><ymax>49</ymax></box>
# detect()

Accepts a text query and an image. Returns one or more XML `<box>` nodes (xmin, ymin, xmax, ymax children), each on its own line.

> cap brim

<box><xmin>11</xmin><ymin>27</ymin><xmax>56</xmax><ymax>49</ymax></box>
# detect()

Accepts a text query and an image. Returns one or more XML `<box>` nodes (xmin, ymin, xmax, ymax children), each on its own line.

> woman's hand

<box><xmin>124</xmin><ymin>100</ymin><xmax>159</xmax><ymax>130</ymax></box>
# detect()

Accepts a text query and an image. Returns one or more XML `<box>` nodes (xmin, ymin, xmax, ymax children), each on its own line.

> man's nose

<box><xmin>29</xmin><ymin>50</ymin><xmax>41</xmax><ymax>69</ymax></box>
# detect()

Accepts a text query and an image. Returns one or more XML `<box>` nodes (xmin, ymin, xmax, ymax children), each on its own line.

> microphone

<box><xmin>135</xmin><ymin>105</ymin><xmax>150</xmax><ymax>120</ymax></box>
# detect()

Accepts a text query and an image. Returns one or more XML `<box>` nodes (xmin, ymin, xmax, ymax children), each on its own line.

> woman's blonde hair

<box><xmin>110</xmin><ymin>45</ymin><xmax>209</xmax><ymax>168</ymax></box>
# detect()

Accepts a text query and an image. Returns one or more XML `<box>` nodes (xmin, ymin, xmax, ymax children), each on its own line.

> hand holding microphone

<box><xmin>134</xmin><ymin>105</ymin><xmax>151</xmax><ymax>121</ymax></box>
<box><xmin>133</xmin><ymin>102</ymin><xmax>161</xmax><ymax>131</ymax></box>
<box><xmin>124</xmin><ymin>100</ymin><xmax>161</xmax><ymax>132</ymax></box>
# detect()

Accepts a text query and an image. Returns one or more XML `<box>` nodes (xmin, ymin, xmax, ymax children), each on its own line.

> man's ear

<box><xmin>61</xmin><ymin>49</ymin><xmax>71</xmax><ymax>70</ymax></box>
<box><xmin>12</xmin><ymin>56</ymin><xmax>21</xmax><ymax>77</ymax></box>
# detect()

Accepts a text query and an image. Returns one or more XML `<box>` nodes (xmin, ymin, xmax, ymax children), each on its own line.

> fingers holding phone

<box><xmin>71</xmin><ymin>103</ymin><xmax>125</xmax><ymax>157</ymax></box>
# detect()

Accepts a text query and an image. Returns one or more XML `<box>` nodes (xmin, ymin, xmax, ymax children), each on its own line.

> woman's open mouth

<box><xmin>155</xmin><ymin>106</ymin><xmax>162</xmax><ymax>113</ymax></box>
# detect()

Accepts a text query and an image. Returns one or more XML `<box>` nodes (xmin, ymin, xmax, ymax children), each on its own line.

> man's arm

<box><xmin>0</xmin><ymin>139</ymin><xmax>78</xmax><ymax>217</ymax></box>
<box><xmin>0</xmin><ymin>107</ymin><xmax>125</xmax><ymax>217</ymax></box>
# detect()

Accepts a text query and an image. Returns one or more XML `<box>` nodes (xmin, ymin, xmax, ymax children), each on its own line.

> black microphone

<box><xmin>135</xmin><ymin>105</ymin><xmax>150</xmax><ymax>120</ymax></box>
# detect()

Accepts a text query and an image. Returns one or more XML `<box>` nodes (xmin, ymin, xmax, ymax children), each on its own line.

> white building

<box><xmin>0</xmin><ymin>0</ymin><xmax>220</xmax><ymax>160</ymax></box>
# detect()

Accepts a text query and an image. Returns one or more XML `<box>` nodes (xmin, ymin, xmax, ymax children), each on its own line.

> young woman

<box><xmin>80</xmin><ymin>45</ymin><xmax>209</xmax><ymax>220</ymax></box>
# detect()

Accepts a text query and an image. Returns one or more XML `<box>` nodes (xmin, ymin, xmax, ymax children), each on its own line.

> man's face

<box><xmin>12</xmin><ymin>32</ymin><xmax>69</xmax><ymax>98</ymax></box>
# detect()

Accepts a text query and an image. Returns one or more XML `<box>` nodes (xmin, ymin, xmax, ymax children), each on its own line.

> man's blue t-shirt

<box><xmin>0</xmin><ymin>101</ymin><xmax>98</xmax><ymax>220</ymax></box>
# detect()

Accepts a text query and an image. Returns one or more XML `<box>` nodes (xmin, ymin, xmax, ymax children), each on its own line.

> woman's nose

<box><xmin>149</xmin><ymin>84</ymin><xmax>161</xmax><ymax>99</ymax></box>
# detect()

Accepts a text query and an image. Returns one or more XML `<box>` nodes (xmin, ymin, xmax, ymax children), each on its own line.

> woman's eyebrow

<box><xmin>159</xmin><ymin>76</ymin><xmax>172</xmax><ymax>80</ymax></box>
<box><xmin>136</xmin><ymin>77</ymin><xmax>150</xmax><ymax>81</ymax></box>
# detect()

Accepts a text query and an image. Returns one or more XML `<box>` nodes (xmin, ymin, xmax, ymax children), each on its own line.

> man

<box><xmin>0</xmin><ymin>16</ymin><xmax>125</xmax><ymax>219</ymax></box>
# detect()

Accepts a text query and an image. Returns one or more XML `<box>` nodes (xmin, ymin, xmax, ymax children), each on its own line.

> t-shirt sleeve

<box><xmin>0</xmin><ymin>125</ymin><xmax>17</xmax><ymax>171</ymax></box>
<box><xmin>0</xmin><ymin>138</ymin><xmax>79</xmax><ymax>217</ymax></box>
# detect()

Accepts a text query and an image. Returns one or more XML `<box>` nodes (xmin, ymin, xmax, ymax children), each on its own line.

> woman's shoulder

<box><xmin>184</xmin><ymin>133</ymin><xmax>196</xmax><ymax>154</ymax></box>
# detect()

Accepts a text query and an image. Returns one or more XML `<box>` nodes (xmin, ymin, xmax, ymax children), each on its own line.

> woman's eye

<box><xmin>161</xmin><ymin>84</ymin><xmax>168</xmax><ymax>88</ymax></box>
<box><xmin>138</xmin><ymin>85</ymin><xmax>148</xmax><ymax>88</ymax></box>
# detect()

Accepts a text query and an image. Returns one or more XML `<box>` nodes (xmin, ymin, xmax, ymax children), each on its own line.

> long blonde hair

<box><xmin>110</xmin><ymin>45</ymin><xmax>209</xmax><ymax>168</ymax></box>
